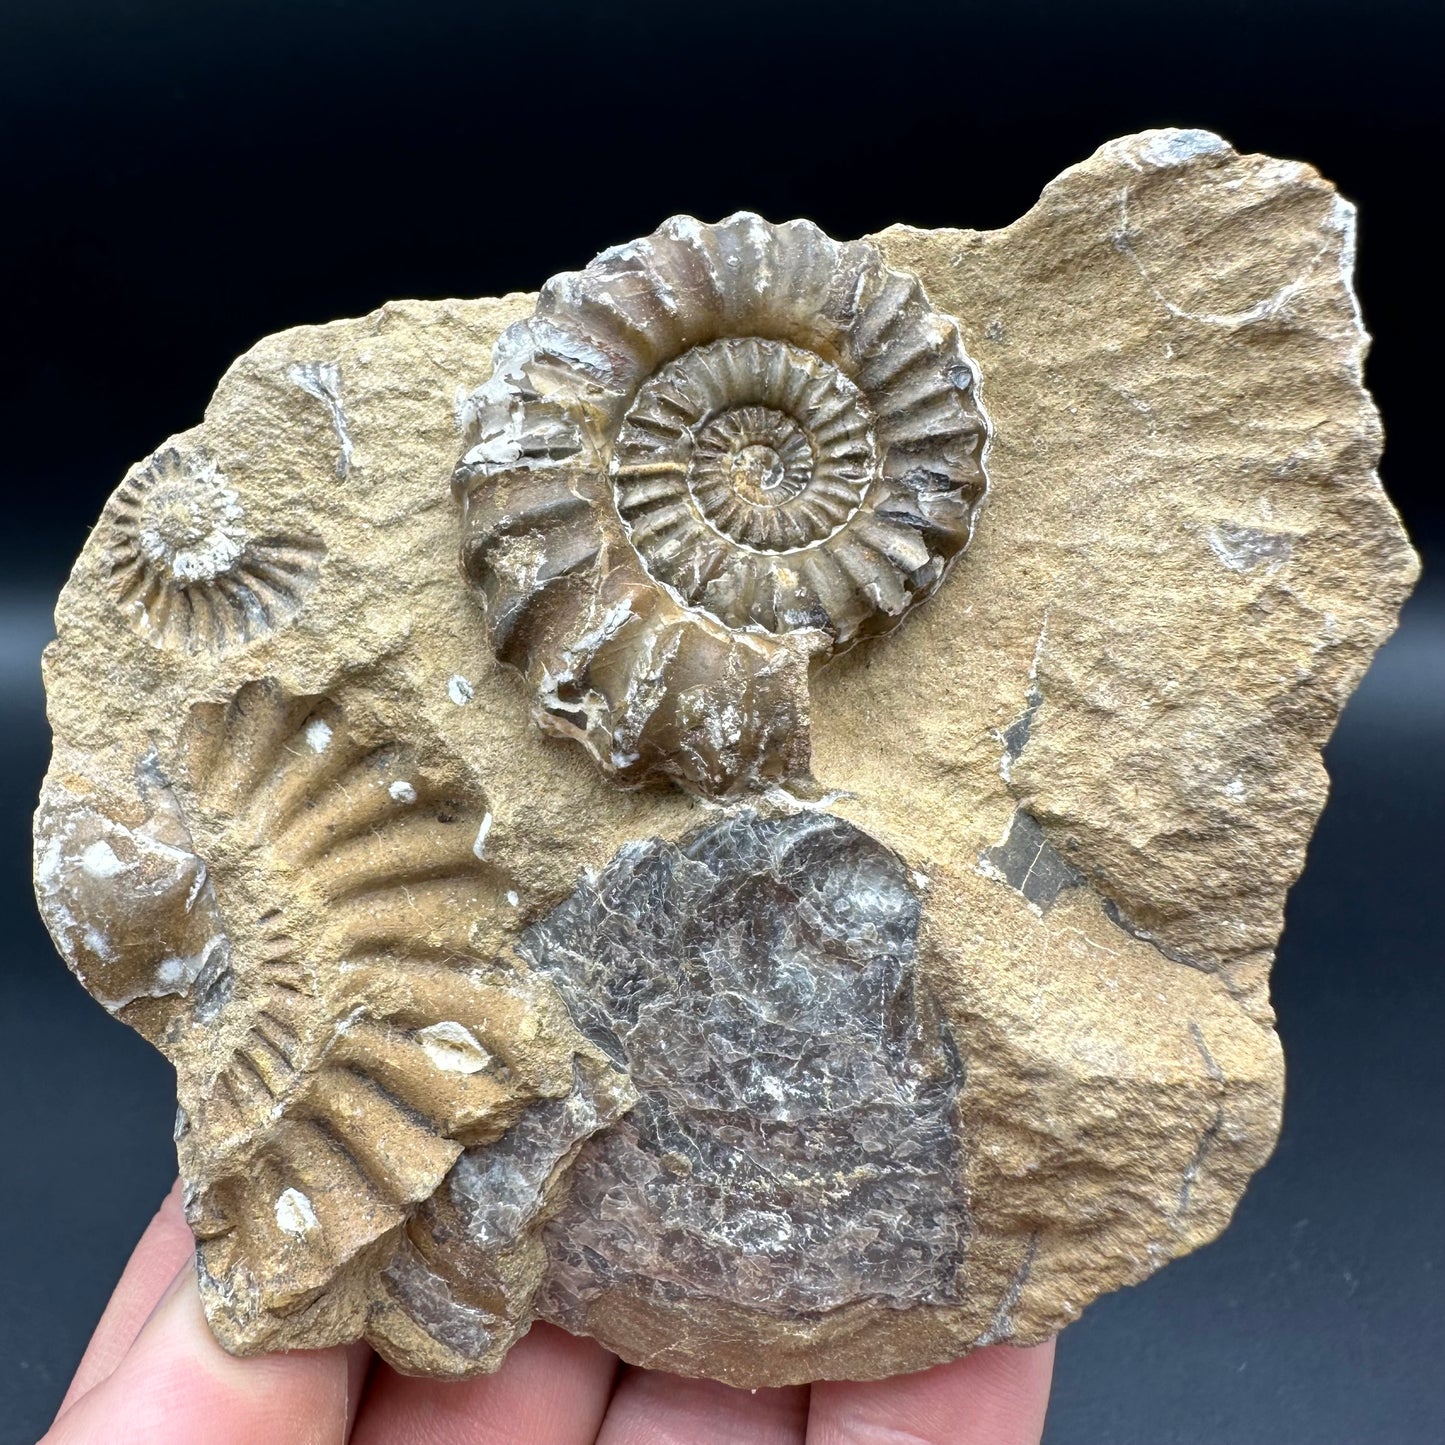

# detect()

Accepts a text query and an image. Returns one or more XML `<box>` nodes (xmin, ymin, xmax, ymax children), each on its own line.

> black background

<box><xmin>2</xmin><ymin>3</ymin><xmax>1441</xmax><ymax>1442</ymax></box>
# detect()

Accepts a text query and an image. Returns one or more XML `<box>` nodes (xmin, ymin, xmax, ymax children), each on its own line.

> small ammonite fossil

<box><xmin>453</xmin><ymin>213</ymin><xmax>990</xmax><ymax>797</ymax></box>
<box><xmin>107</xmin><ymin>445</ymin><xmax>325</xmax><ymax>653</ymax></box>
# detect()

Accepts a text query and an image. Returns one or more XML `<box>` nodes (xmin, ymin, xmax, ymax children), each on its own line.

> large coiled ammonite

<box><xmin>453</xmin><ymin>213</ymin><xmax>989</xmax><ymax>796</ymax></box>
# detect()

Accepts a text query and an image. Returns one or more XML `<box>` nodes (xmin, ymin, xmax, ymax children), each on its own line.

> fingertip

<box><xmin>807</xmin><ymin>1338</ymin><xmax>1055</xmax><ymax>1445</ymax></box>
<box><xmin>351</xmin><ymin>1320</ymin><xmax>617</xmax><ymax>1445</ymax></box>
<box><xmin>596</xmin><ymin>1367</ymin><xmax>808</xmax><ymax>1445</ymax></box>
<box><xmin>46</xmin><ymin>1266</ymin><xmax>358</xmax><ymax>1445</ymax></box>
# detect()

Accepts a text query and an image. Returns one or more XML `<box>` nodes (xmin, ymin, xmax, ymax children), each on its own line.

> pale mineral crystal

<box><xmin>33</xmin><ymin>129</ymin><xmax>1417</xmax><ymax>1385</ymax></box>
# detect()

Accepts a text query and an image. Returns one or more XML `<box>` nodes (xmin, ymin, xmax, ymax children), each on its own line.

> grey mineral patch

<box><xmin>522</xmin><ymin>810</ymin><xmax>968</xmax><ymax>1322</ymax></box>
<box><xmin>980</xmin><ymin>809</ymin><xmax>1082</xmax><ymax>912</ymax></box>
<box><xmin>448</xmin><ymin>1069</ymin><xmax>616</xmax><ymax>1251</ymax></box>
<box><xmin>288</xmin><ymin>360</ymin><xmax>354</xmax><ymax>477</ymax></box>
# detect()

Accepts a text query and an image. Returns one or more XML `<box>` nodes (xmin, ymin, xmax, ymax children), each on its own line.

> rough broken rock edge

<box><xmin>32</xmin><ymin>128</ymin><xmax>1419</xmax><ymax>1386</ymax></box>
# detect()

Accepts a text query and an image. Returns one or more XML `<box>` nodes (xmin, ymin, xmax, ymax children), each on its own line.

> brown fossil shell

<box><xmin>453</xmin><ymin>213</ymin><xmax>990</xmax><ymax>797</ymax></box>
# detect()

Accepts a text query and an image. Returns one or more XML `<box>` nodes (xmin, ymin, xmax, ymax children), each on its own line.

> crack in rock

<box><xmin>1176</xmin><ymin>1024</ymin><xmax>1228</xmax><ymax>1219</ymax></box>
<box><xmin>1101</xmin><ymin>900</ymin><xmax>1217</xmax><ymax>973</ymax></box>
<box><xmin>977</xmin><ymin>1231</ymin><xmax>1040</xmax><ymax>1345</ymax></box>
<box><xmin>1112</xmin><ymin>179</ymin><xmax>1336</xmax><ymax>330</ymax></box>
<box><xmin>289</xmin><ymin>361</ymin><xmax>355</xmax><ymax>477</ymax></box>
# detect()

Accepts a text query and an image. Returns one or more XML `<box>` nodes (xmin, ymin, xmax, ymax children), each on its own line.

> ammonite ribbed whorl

<box><xmin>453</xmin><ymin>213</ymin><xmax>989</xmax><ymax>796</ymax></box>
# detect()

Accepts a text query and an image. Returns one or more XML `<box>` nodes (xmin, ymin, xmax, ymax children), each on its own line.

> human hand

<box><xmin>44</xmin><ymin>1182</ymin><xmax>1054</xmax><ymax>1444</ymax></box>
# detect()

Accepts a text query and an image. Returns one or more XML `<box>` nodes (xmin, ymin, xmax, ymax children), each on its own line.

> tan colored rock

<box><xmin>33</xmin><ymin>129</ymin><xmax>1416</xmax><ymax>1386</ymax></box>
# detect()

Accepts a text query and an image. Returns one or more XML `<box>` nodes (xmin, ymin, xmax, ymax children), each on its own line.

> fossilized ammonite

<box><xmin>107</xmin><ymin>445</ymin><xmax>324</xmax><ymax>652</ymax></box>
<box><xmin>453</xmin><ymin>213</ymin><xmax>990</xmax><ymax>796</ymax></box>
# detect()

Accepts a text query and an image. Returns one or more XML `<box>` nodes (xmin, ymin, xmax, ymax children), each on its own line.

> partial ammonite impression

<box><xmin>453</xmin><ymin>213</ymin><xmax>989</xmax><ymax>796</ymax></box>
<box><xmin>34</xmin><ymin>679</ymin><xmax>632</xmax><ymax>1365</ymax></box>
<box><xmin>106</xmin><ymin>446</ymin><xmax>325</xmax><ymax>652</ymax></box>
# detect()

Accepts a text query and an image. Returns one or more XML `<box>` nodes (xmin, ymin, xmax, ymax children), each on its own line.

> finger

<box><xmin>57</xmin><ymin>1178</ymin><xmax>196</xmax><ymax>1414</ymax></box>
<box><xmin>806</xmin><ymin>1339</ymin><xmax>1055</xmax><ymax>1445</ymax></box>
<box><xmin>350</xmin><ymin>1321</ymin><xmax>617</xmax><ymax>1445</ymax></box>
<box><xmin>43</xmin><ymin>1258</ymin><xmax>367</xmax><ymax>1445</ymax></box>
<box><xmin>595</xmin><ymin>1369</ymin><xmax>808</xmax><ymax>1445</ymax></box>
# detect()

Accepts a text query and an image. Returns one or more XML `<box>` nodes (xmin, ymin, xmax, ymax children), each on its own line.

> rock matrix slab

<box><xmin>34</xmin><ymin>130</ymin><xmax>1417</xmax><ymax>1384</ymax></box>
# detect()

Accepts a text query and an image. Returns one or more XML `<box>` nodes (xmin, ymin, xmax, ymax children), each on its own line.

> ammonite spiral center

<box><xmin>612</xmin><ymin>338</ymin><xmax>879</xmax><ymax>625</ymax></box>
<box><xmin>694</xmin><ymin>405</ymin><xmax>814</xmax><ymax>513</ymax></box>
<box><xmin>135</xmin><ymin>479</ymin><xmax>246</xmax><ymax>584</ymax></box>
<box><xmin>150</xmin><ymin>492</ymin><xmax>214</xmax><ymax>552</ymax></box>
<box><xmin>730</xmin><ymin>445</ymin><xmax>786</xmax><ymax>500</ymax></box>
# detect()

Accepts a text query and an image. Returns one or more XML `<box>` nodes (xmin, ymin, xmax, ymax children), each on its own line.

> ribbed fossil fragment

<box><xmin>34</xmin><ymin>679</ymin><xmax>632</xmax><ymax>1362</ymax></box>
<box><xmin>106</xmin><ymin>446</ymin><xmax>324</xmax><ymax>651</ymax></box>
<box><xmin>453</xmin><ymin>213</ymin><xmax>990</xmax><ymax>796</ymax></box>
